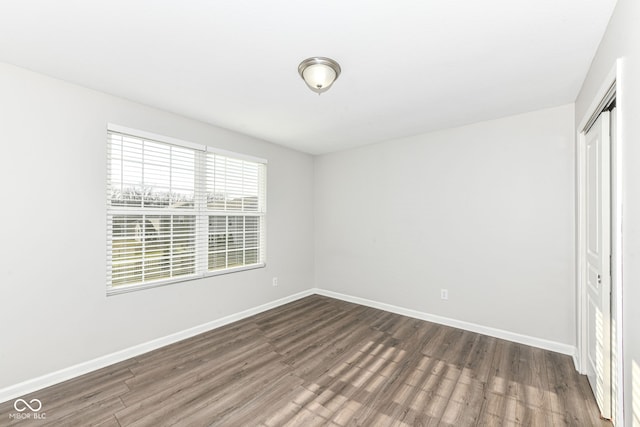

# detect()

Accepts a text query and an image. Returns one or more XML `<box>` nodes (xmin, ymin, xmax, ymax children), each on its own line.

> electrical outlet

<box><xmin>440</xmin><ymin>289</ymin><xmax>448</xmax><ymax>300</ymax></box>
<box><xmin>272</xmin><ymin>277</ymin><xmax>278</xmax><ymax>287</ymax></box>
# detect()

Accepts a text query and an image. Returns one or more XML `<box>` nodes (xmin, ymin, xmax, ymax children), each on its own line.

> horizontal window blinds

<box><xmin>205</xmin><ymin>153</ymin><xmax>266</xmax><ymax>272</ymax></box>
<box><xmin>107</xmin><ymin>128</ymin><xmax>266</xmax><ymax>293</ymax></box>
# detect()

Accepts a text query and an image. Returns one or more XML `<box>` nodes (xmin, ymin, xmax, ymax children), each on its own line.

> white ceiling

<box><xmin>0</xmin><ymin>1</ymin><xmax>617</xmax><ymax>154</ymax></box>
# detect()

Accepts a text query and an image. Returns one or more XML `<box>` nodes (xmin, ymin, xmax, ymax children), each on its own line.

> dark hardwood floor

<box><xmin>0</xmin><ymin>295</ymin><xmax>610</xmax><ymax>426</ymax></box>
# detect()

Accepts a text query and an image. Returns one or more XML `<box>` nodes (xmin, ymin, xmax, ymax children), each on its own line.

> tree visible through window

<box><xmin>107</xmin><ymin>126</ymin><xmax>266</xmax><ymax>293</ymax></box>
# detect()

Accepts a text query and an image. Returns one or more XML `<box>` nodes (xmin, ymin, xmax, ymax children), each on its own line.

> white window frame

<box><xmin>106</xmin><ymin>124</ymin><xmax>267</xmax><ymax>295</ymax></box>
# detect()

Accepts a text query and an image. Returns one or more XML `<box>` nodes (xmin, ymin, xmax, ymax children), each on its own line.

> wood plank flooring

<box><xmin>0</xmin><ymin>295</ymin><xmax>611</xmax><ymax>426</ymax></box>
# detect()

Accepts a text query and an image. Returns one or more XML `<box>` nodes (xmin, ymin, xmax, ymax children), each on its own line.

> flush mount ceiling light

<box><xmin>298</xmin><ymin>57</ymin><xmax>341</xmax><ymax>94</ymax></box>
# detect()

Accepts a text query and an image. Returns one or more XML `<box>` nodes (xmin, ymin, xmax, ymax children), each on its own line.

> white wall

<box><xmin>575</xmin><ymin>0</ymin><xmax>640</xmax><ymax>425</ymax></box>
<box><xmin>0</xmin><ymin>62</ymin><xmax>315</xmax><ymax>390</ymax></box>
<box><xmin>315</xmin><ymin>105</ymin><xmax>576</xmax><ymax>346</ymax></box>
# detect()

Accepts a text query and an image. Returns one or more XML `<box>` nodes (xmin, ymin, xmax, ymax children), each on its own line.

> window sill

<box><xmin>106</xmin><ymin>263</ymin><xmax>266</xmax><ymax>296</ymax></box>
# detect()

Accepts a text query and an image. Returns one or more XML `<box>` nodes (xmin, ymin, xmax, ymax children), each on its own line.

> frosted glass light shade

<box><xmin>303</xmin><ymin>64</ymin><xmax>336</xmax><ymax>92</ymax></box>
<box><xmin>298</xmin><ymin>57</ymin><xmax>341</xmax><ymax>94</ymax></box>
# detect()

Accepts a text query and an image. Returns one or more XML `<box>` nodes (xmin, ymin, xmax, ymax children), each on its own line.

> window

<box><xmin>107</xmin><ymin>124</ymin><xmax>266</xmax><ymax>294</ymax></box>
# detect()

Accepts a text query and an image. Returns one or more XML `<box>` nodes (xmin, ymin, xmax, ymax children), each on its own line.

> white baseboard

<box><xmin>313</xmin><ymin>288</ymin><xmax>577</xmax><ymax>357</ymax></box>
<box><xmin>1</xmin><ymin>287</ymin><xmax>578</xmax><ymax>404</ymax></box>
<box><xmin>0</xmin><ymin>289</ymin><xmax>314</xmax><ymax>404</ymax></box>
<box><xmin>572</xmin><ymin>353</ymin><xmax>581</xmax><ymax>373</ymax></box>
